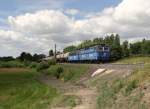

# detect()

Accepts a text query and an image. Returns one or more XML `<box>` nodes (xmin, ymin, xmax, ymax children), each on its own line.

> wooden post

<box><xmin>54</xmin><ymin>44</ymin><xmax>56</xmax><ymax>59</ymax></box>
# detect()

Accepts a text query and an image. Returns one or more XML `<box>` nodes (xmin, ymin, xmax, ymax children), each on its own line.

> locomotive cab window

<box><xmin>104</xmin><ymin>47</ymin><xmax>109</xmax><ymax>51</ymax></box>
<box><xmin>98</xmin><ymin>46</ymin><xmax>103</xmax><ymax>51</ymax></box>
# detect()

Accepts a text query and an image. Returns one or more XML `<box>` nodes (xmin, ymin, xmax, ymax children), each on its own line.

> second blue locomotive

<box><xmin>68</xmin><ymin>44</ymin><xmax>110</xmax><ymax>62</ymax></box>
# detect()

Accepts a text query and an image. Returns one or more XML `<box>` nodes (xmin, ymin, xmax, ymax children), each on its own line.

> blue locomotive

<box><xmin>68</xmin><ymin>44</ymin><xmax>110</xmax><ymax>62</ymax></box>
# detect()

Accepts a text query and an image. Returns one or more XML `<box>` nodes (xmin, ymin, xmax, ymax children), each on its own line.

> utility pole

<box><xmin>54</xmin><ymin>44</ymin><xmax>56</xmax><ymax>59</ymax></box>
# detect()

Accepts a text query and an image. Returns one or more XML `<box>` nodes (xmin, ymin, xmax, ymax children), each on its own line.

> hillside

<box><xmin>88</xmin><ymin>56</ymin><xmax>150</xmax><ymax>109</ymax></box>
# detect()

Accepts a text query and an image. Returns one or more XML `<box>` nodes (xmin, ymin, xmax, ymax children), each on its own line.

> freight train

<box><xmin>45</xmin><ymin>44</ymin><xmax>110</xmax><ymax>62</ymax></box>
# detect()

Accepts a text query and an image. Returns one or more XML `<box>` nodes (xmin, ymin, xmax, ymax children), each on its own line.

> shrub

<box><xmin>37</xmin><ymin>61</ymin><xmax>49</xmax><ymax>71</ymax></box>
<box><xmin>48</xmin><ymin>59</ymin><xmax>56</xmax><ymax>65</ymax></box>
<box><xmin>23</xmin><ymin>60</ymin><xmax>31</xmax><ymax>67</ymax></box>
<box><xmin>29</xmin><ymin>62</ymin><xmax>39</xmax><ymax>68</ymax></box>
<box><xmin>45</xmin><ymin>65</ymin><xmax>58</xmax><ymax>76</ymax></box>
<box><xmin>55</xmin><ymin>67</ymin><xmax>64</xmax><ymax>79</ymax></box>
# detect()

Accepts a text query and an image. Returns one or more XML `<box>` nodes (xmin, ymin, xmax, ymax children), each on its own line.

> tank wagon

<box><xmin>56</xmin><ymin>52</ymin><xmax>69</xmax><ymax>62</ymax></box>
<box><xmin>68</xmin><ymin>44</ymin><xmax>110</xmax><ymax>62</ymax></box>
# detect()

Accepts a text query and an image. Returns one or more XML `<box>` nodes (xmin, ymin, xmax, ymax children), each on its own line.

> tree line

<box><xmin>0</xmin><ymin>52</ymin><xmax>46</xmax><ymax>62</ymax></box>
<box><xmin>63</xmin><ymin>34</ymin><xmax>150</xmax><ymax>61</ymax></box>
<box><xmin>18</xmin><ymin>52</ymin><xmax>46</xmax><ymax>62</ymax></box>
<box><xmin>1</xmin><ymin>34</ymin><xmax>149</xmax><ymax>62</ymax></box>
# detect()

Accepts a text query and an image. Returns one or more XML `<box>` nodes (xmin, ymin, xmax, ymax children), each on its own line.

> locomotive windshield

<box><xmin>98</xmin><ymin>46</ymin><xmax>103</xmax><ymax>51</ymax></box>
<box><xmin>103</xmin><ymin>47</ymin><xmax>109</xmax><ymax>51</ymax></box>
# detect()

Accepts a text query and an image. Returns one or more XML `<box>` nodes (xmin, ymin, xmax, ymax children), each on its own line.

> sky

<box><xmin>0</xmin><ymin>0</ymin><xmax>150</xmax><ymax>56</ymax></box>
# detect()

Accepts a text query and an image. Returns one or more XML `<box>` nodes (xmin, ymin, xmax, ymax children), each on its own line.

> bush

<box><xmin>55</xmin><ymin>67</ymin><xmax>64</xmax><ymax>79</ymax></box>
<box><xmin>29</xmin><ymin>62</ymin><xmax>39</xmax><ymax>68</ymax></box>
<box><xmin>48</xmin><ymin>59</ymin><xmax>56</xmax><ymax>65</ymax></box>
<box><xmin>46</xmin><ymin>64</ymin><xmax>89</xmax><ymax>82</ymax></box>
<box><xmin>37</xmin><ymin>61</ymin><xmax>49</xmax><ymax>71</ymax></box>
<box><xmin>23</xmin><ymin>60</ymin><xmax>31</xmax><ymax>67</ymax></box>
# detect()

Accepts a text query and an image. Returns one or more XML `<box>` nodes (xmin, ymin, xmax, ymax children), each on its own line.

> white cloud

<box><xmin>65</xmin><ymin>9</ymin><xmax>79</xmax><ymax>15</ymax></box>
<box><xmin>8</xmin><ymin>10</ymin><xmax>73</xmax><ymax>35</ymax></box>
<box><xmin>0</xmin><ymin>0</ymin><xmax>150</xmax><ymax>56</ymax></box>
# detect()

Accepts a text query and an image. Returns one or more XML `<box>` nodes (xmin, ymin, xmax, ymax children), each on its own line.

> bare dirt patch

<box><xmin>0</xmin><ymin>68</ymin><xmax>31</xmax><ymax>73</ymax></box>
<box><xmin>0</xmin><ymin>95</ymin><xmax>9</xmax><ymax>102</ymax></box>
<box><xmin>39</xmin><ymin>74</ymin><xmax>98</xmax><ymax>109</ymax></box>
<box><xmin>66</xmin><ymin>88</ymin><xmax>97</xmax><ymax>109</ymax></box>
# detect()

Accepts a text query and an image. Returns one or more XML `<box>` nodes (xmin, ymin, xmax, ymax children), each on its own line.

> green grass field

<box><xmin>46</xmin><ymin>64</ymin><xmax>90</xmax><ymax>82</ymax></box>
<box><xmin>0</xmin><ymin>68</ymin><xmax>58</xmax><ymax>109</ymax></box>
<box><xmin>0</xmin><ymin>61</ymin><xmax>25</xmax><ymax>68</ymax></box>
<box><xmin>0</xmin><ymin>63</ymin><xmax>91</xmax><ymax>109</ymax></box>
<box><xmin>116</xmin><ymin>56</ymin><xmax>150</xmax><ymax>64</ymax></box>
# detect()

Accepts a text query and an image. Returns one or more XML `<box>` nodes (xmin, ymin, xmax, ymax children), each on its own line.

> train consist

<box><xmin>46</xmin><ymin>44</ymin><xmax>110</xmax><ymax>62</ymax></box>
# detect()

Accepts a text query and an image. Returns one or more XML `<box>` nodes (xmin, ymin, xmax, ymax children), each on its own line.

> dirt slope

<box><xmin>38</xmin><ymin>64</ymin><xmax>143</xmax><ymax>109</ymax></box>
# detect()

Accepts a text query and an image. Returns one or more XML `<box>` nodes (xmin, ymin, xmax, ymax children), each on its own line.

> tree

<box><xmin>0</xmin><ymin>56</ymin><xmax>14</xmax><ymax>61</ymax></box>
<box><xmin>25</xmin><ymin>53</ymin><xmax>33</xmax><ymax>61</ymax></box>
<box><xmin>104</xmin><ymin>34</ymin><xmax>115</xmax><ymax>45</ymax></box>
<box><xmin>63</xmin><ymin>45</ymin><xmax>76</xmax><ymax>53</ymax></box>
<box><xmin>32</xmin><ymin>53</ymin><xmax>46</xmax><ymax>62</ymax></box>
<box><xmin>19</xmin><ymin>52</ymin><xmax>27</xmax><ymax>61</ymax></box>
<box><xmin>77</xmin><ymin>40</ymin><xmax>93</xmax><ymax>49</ymax></box>
<box><xmin>122</xmin><ymin>40</ymin><xmax>130</xmax><ymax>57</ymax></box>
<box><xmin>38</xmin><ymin>54</ymin><xmax>46</xmax><ymax>60</ymax></box>
<box><xmin>19</xmin><ymin>52</ymin><xmax>46</xmax><ymax>62</ymax></box>
<box><xmin>130</xmin><ymin>42</ymin><xmax>142</xmax><ymax>55</ymax></box>
<box><xmin>49</xmin><ymin>50</ymin><xmax>54</xmax><ymax>56</ymax></box>
<box><xmin>141</xmin><ymin>39</ymin><xmax>150</xmax><ymax>55</ymax></box>
<box><xmin>33</xmin><ymin>54</ymin><xmax>39</xmax><ymax>61</ymax></box>
<box><xmin>129</xmin><ymin>39</ymin><xmax>150</xmax><ymax>56</ymax></box>
<box><xmin>104</xmin><ymin>34</ymin><xmax>122</xmax><ymax>60</ymax></box>
<box><xmin>93</xmin><ymin>37</ymin><xmax>104</xmax><ymax>45</ymax></box>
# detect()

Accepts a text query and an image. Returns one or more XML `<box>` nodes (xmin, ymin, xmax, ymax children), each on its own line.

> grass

<box><xmin>96</xmin><ymin>72</ymin><xmax>148</xmax><ymax>109</ymax></box>
<box><xmin>0</xmin><ymin>68</ymin><xmax>58</xmax><ymax>109</ymax></box>
<box><xmin>0</xmin><ymin>60</ymin><xmax>25</xmax><ymax>68</ymax></box>
<box><xmin>116</xmin><ymin>56</ymin><xmax>150</xmax><ymax>64</ymax></box>
<box><xmin>95</xmin><ymin>57</ymin><xmax>150</xmax><ymax>109</ymax></box>
<box><xmin>45</xmin><ymin>64</ymin><xmax>90</xmax><ymax>82</ymax></box>
<box><xmin>52</xmin><ymin>95</ymin><xmax>81</xmax><ymax>108</ymax></box>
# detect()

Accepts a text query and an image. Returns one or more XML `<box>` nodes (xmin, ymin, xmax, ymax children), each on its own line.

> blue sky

<box><xmin>0</xmin><ymin>0</ymin><xmax>121</xmax><ymax>10</ymax></box>
<box><xmin>0</xmin><ymin>0</ymin><xmax>121</xmax><ymax>17</ymax></box>
<box><xmin>64</xmin><ymin>0</ymin><xmax>121</xmax><ymax>12</ymax></box>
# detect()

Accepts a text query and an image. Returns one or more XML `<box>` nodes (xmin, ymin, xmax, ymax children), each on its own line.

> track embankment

<box><xmin>38</xmin><ymin>63</ymin><xmax>143</xmax><ymax>109</ymax></box>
